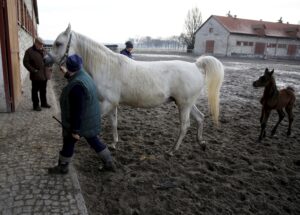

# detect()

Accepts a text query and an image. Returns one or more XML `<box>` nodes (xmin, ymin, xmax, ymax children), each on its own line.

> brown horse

<box><xmin>253</xmin><ymin>68</ymin><xmax>296</xmax><ymax>142</ymax></box>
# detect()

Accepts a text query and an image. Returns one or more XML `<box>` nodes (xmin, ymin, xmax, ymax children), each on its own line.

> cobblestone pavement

<box><xmin>0</xmin><ymin>77</ymin><xmax>88</xmax><ymax>215</ymax></box>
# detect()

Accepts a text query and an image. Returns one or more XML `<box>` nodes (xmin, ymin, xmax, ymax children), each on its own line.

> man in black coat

<box><xmin>23</xmin><ymin>37</ymin><xmax>51</xmax><ymax>111</ymax></box>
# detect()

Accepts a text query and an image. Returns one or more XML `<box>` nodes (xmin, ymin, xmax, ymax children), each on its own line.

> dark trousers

<box><xmin>60</xmin><ymin>134</ymin><xmax>107</xmax><ymax>158</ymax></box>
<box><xmin>31</xmin><ymin>80</ymin><xmax>48</xmax><ymax>107</ymax></box>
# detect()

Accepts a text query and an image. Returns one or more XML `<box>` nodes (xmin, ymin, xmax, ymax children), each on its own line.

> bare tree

<box><xmin>181</xmin><ymin>7</ymin><xmax>202</xmax><ymax>52</ymax></box>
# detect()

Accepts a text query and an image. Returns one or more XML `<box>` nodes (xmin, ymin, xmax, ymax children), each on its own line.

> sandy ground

<box><xmin>52</xmin><ymin>54</ymin><xmax>300</xmax><ymax>215</ymax></box>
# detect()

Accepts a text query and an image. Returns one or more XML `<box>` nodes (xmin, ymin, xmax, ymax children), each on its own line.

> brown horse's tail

<box><xmin>286</xmin><ymin>86</ymin><xmax>295</xmax><ymax>92</ymax></box>
<box><xmin>285</xmin><ymin>86</ymin><xmax>296</xmax><ymax>107</ymax></box>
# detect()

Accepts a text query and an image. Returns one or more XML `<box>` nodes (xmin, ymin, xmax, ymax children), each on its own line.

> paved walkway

<box><xmin>0</xmin><ymin>77</ymin><xmax>88</xmax><ymax>214</ymax></box>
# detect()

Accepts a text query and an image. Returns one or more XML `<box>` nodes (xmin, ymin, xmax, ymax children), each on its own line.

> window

<box><xmin>267</xmin><ymin>43</ymin><xmax>276</xmax><ymax>48</ymax></box>
<box><xmin>209</xmin><ymin>28</ymin><xmax>213</xmax><ymax>33</ymax></box>
<box><xmin>278</xmin><ymin>44</ymin><xmax>287</xmax><ymax>48</ymax></box>
<box><xmin>17</xmin><ymin>1</ymin><xmax>35</xmax><ymax>36</ymax></box>
<box><xmin>21</xmin><ymin>2</ymin><xmax>25</xmax><ymax>27</ymax></box>
<box><xmin>16</xmin><ymin>0</ymin><xmax>21</xmax><ymax>23</ymax></box>
<box><xmin>236</xmin><ymin>41</ymin><xmax>253</xmax><ymax>46</ymax></box>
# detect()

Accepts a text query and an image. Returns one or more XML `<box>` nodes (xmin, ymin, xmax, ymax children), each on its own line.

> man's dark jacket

<box><xmin>60</xmin><ymin>69</ymin><xmax>100</xmax><ymax>138</ymax></box>
<box><xmin>23</xmin><ymin>46</ymin><xmax>47</xmax><ymax>81</ymax></box>
<box><xmin>120</xmin><ymin>49</ymin><xmax>132</xmax><ymax>59</ymax></box>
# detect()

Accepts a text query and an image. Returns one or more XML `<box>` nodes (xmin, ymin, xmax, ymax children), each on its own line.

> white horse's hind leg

<box><xmin>168</xmin><ymin>106</ymin><xmax>191</xmax><ymax>156</ymax></box>
<box><xmin>190</xmin><ymin>105</ymin><xmax>205</xmax><ymax>143</ymax></box>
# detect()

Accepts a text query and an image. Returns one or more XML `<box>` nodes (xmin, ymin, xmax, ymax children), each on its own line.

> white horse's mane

<box><xmin>72</xmin><ymin>31</ymin><xmax>132</xmax><ymax>77</ymax></box>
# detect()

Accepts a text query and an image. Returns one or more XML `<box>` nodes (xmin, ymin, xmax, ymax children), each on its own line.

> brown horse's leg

<box><xmin>271</xmin><ymin>109</ymin><xmax>285</xmax><ymax>136</ymax></box>
<box><xmin>260</xmin><ymin>107</ymin><xmax>265</xmax><ymax>123</ymax></box>
<box><xmin>259</xmin><ymin>109</ymin><xmax>271</xmax><ymax>142</ymax></box>
<box><xmin>285</xmin><ymin>106</ymin><xmax>294</xmax><ymax>136</ymax></box>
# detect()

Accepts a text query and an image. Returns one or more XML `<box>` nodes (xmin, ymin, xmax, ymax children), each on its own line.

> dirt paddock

<box><xmin>53</xmin><ymin>54</ymin><xmax>300</xmax><ymax>215</ymax></box>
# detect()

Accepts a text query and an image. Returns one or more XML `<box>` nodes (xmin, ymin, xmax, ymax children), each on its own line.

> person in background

<box><xmin>120</xmin><ymin>41</ymin><xmax>134</xmax><ymax>59</ymax></box>
<box><xmin>48</xmin><ymin>54</ymin><xmax>115</xmax><ymax>174</ymax></box>
<box><xmin>23</xmin><ymin>37</ymin><xmax>51</xmax><ymax>111</ymax></box>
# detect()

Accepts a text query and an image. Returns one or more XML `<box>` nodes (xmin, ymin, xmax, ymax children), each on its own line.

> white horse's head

<box><xmin>44</xmin><ymin>24</ymin><xmax>73</xmax><ymax>66</ymax></box>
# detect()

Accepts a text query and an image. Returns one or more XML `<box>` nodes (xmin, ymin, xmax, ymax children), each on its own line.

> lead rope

<box><xmin>58</xmin><ymin>33</ymin><xmax>73</xmax><ymax>66</ymax></box>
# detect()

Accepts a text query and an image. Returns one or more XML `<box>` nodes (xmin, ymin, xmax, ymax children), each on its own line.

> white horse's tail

<box><xmin>195</xmin><ymin>56</ymin><xmax>224</xmax><ymax>126</ymax></box>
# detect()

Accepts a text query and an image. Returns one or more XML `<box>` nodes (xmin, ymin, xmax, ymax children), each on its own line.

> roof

<box><xmin>198</xmin><ymin>15</ymin><xmax>300</xmax><ymax>39</ymax></box>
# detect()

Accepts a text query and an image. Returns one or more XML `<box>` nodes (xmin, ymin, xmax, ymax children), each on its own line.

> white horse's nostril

<box><xmin>43</xmin><ymin>54</ymin><xmax>55</xmax><ymax>66</ymax></box>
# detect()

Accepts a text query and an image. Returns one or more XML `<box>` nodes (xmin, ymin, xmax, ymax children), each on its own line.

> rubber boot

<box><xmin>98</xmin><ymin>147</ymin><xmax>115</xmax><ymax>171</ymax></box>
<box><xmin>48</xmin><ymin>154</ymin><xmax>71</xmax><ymax>174</ymax></box>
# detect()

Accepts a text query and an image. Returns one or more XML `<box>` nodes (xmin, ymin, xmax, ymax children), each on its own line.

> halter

<box><xmin>58</xmin><ymin>32</ymin><xmax>73</xmax><ymax>66</ymax></box>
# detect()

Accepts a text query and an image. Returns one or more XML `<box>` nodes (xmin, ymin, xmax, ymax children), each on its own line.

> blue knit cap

<box><xmin>66</xmin><ymin>54</ymin><xmax>82</xmax><ymax>72</ymax></box>
<box><xmin>125</xmin><ymin>41</ymin><xmax>133</xmax><ymax>49</ymax></box>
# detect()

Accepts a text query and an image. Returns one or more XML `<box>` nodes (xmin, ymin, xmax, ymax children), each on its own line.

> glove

<box><xmin>71</xmin><ymin>133</ymin><xmax>80</xmax><ymax>140</ymax></box>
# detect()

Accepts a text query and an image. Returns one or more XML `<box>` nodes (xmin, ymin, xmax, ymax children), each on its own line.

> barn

<box><xmin>194</xmin><ymin>15</ymin><xmax>300</xmax><ymax>60</ymax></box>
<box><xmin>0</xmin><ymin>0</ymin><xmax>39</xmax><ymax>112</ymax></box>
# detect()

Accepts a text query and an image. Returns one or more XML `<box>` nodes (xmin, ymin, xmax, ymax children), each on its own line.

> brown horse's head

<box><xmin>253</xmin><ymin>68</ymin><xmax>274</xmax><ymax>88</ymax></box>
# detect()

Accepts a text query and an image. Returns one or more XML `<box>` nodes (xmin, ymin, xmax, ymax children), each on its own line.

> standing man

<box><xmin>23</xmin><ymin>37</ymin><xmax>51</xmax><ymax>111</ymax></box>
<box><xmin>48</xmin><ymin>54</ymin><xmax>114</xmax><ymax>174</ymax></box>
<box><xmin>120</xmin><ymin>41</ymin><xmax>134</xmax><ymax>59</ymax></box>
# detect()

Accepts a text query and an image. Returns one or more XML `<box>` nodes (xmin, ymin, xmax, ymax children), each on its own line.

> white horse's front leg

<box><xmin>168</xmin><ymin>106</ymin><xmax>191</xmax><ymax>156</ymax></box>
<box><xmin>100</xmin><ymin>100</ymin><xmax>114</xmax><ymax>116</ymax></box>
<box><xmin>109</xmin><ymin>107</ymin><xmax>118</xmax><ymax>149</ymax></box>
<box><xmin>100</xmin><ymin>100</ymin><xmax>118</xmax><ymax>149</ymax></box>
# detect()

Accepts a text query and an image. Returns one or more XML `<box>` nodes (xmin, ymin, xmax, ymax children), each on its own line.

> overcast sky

<box><xmin>37</xmin><ymin>0</ymin><xmax>300</xmax><ymax>44</ymax></box>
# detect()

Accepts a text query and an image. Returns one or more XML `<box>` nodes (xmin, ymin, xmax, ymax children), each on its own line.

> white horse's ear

<box><xmin>64</xmin><ymin>24</ymin><xmax>71</xmax><ymax>35</ymax></box>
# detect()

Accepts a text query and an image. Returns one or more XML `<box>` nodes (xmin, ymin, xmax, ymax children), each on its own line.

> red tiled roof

<box><xmin>211</xmin><ymin>15</ymin><xmax>300</xmax><ymax>39</ymax></box>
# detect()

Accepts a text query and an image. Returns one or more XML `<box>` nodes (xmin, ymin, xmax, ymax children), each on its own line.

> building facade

<box><xmin>0</xmin><ymin>0</ymin><xmax>38</xmax><ymax>112</ymax></box>
<box><xmin>194</xmin><ymin>15</ymin><xmax>300</xmax><ymax>60</ymax></box>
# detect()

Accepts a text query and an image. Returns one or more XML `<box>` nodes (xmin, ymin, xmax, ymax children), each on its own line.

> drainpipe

<box><xmin>275</xmin><ymin>38</ymin><xmax>278</xmax><ymax>58</ymax></box>
<box><xmin>31</xmin><ymin>0</ymin><xmax>35</xmax><ymax>41</ymax></box>
<box><xmin>225</xmin><ymin>33</ymin><xmax>230</xmax><ymax>56</ymax></box>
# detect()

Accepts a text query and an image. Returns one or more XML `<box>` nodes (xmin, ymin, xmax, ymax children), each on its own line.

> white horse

<box><xmin>45</xmin><ymin>25</ymin><xmax>224</xmax><ymax>155</ymax></box>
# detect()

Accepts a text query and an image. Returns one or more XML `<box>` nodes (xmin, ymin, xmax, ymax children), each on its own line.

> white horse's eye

<box><xmin>55</xmin><ymin>42</ymin><xmax>63</xmax><ymax>47</ymax></box>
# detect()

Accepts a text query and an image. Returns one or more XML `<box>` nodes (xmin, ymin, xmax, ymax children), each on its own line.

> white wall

<box><xmin>227</xmin><ymin>35</ymin><xmax>262</xmax><ymax>56</ymax></box>
<box><xmin>228</xmin><ymin>35</ymin><xmax>300</xmax><ymax>58</ymax></box>
<box><xmin>18</xmin><ymin>29</ymin><xmax>34</xmax><ymax>84</ymax></box>
<box><xmin>194</xmin><ymin>17</ymin><xmax>300</xmax><ymax>59</ymax></box>
<box><xmin>194</xmin><ymin>18</ymin><xmax>230</xmax><ymax>56</ymax></box>
<box><xmin>19</xmin><ymin>0</ymin><xmax>37</xmax><ymax>85</ymax></box>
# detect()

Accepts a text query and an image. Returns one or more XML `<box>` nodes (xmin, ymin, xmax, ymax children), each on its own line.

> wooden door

<box><xmin>0</xmin><ymin>0</ymin><xmax>21</xmax><ymax>112</ymax></box>
<box><xmin>205</xmin><ymin>40</ymin><xmax>214</xmax><ymax>53</ymax></box>
<box><xmin>254</xmin><ymin>42</ymin><xmax>266</xmax><ymax>55</ymax></box>
<box><xmin>287</xmin><ymin>45</ymin><xmax>296</xmax><ymax>56</ymax></box>
<box><xmin>0</xmin><ymin>0</ymin><xmax>13</xmax><ymax>112</ymax></box>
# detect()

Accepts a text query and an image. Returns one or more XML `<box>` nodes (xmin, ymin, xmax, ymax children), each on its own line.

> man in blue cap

<box><xmin>48</xmin><ymin>54</ymin><xmax>115</xmax><ymax>174</ymax></box>
<box><xmin>120</xmin><ymin>41</ymin><xmax>134</xmax><ymax>59</ymax></box>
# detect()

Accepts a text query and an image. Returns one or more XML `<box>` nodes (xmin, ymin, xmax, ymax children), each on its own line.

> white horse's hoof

<box><xmin>108</xmin><ymin>144</ymin><xmax>117</xmax><ymax>150</ymax></box>
<box><xmin>199</xmin><ymin>141</ymin><xmax>207</xmax><ymax>151</ymax></box>
<box><xmin>166</xmin><ymin>151</ymin><xmax>174</xmax><ymax>156</ymax></box>
<box><xmin>198</xmin><ymin>140</ymin><xmax>206</xmax><ymax>145</ymax></box>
